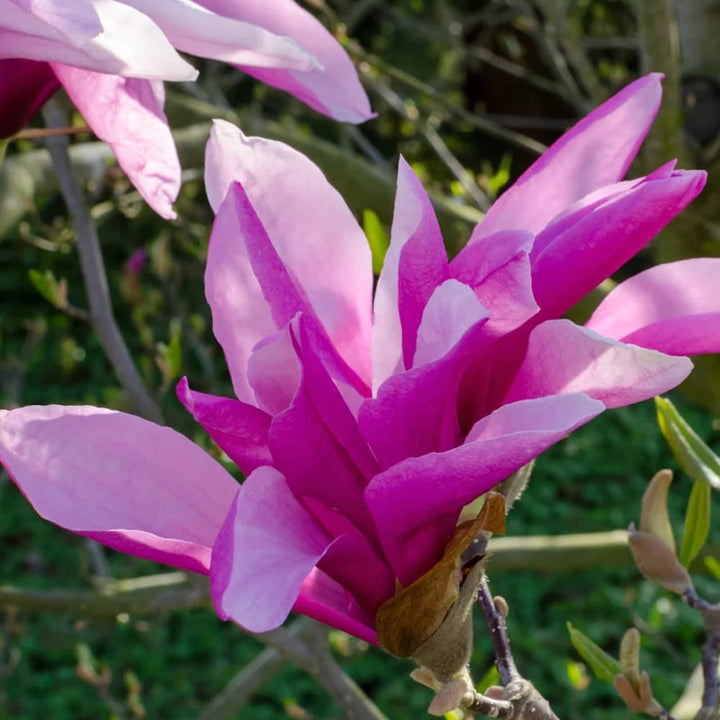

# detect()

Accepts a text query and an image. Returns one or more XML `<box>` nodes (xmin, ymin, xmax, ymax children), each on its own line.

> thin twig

<box><xmin>477</xmin><ymin>576</ymin><xmax>519</xmax><ymax>685</ymax></box>
<box><xmin>257</xmin><ymin>621</ymin><xmax>388</xmax><ymax>720</ymax></box>
<box><xmin>42</xmin><ymin>101</ymin><xmax>163</xmax><ymax>424</ymax></box>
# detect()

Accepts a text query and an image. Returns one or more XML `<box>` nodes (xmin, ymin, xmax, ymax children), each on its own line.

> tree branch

<box><xmin>42</xmin><ymin>101</ymin><xmax>163</xmax><ymax>424</ymax></box>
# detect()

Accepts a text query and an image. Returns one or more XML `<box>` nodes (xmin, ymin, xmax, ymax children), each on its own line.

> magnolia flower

<box><xmin>0</xmin><ymin>0</ymin><xmax>372</xmax><ymax>218</ymax></box>
<box><xmin>2</xmin><ymin>74</ymin><xmax>720</xmax><ymax>646</ymax></box>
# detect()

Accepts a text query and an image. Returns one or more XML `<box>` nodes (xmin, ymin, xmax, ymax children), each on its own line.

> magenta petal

<box><xmin>192</xmin><ymin>0</ymin><xmax>372</xmax><ymax>121</ymax></box>
<box><xmin>176</xmin><ymin>377</ymin><xmax>272</xmax><ymax>476</ymax></box>
<box><xmin>205</xmin><ymin>123</ymin><xmax>372</xmax><ymax>387</ymax></box>
<box><xmin>586</xmin><ymin>258</ymin><xmax>720</xmax><ymax>356</ymax></box>
<box><xmin>294</xmin><ymin>569</ymin><xmax>377</xmax><ymax>644</ymax></box>
<box><xmin>373</xmin><ymin>157</ymin><xmax>448</xmax><ymax>389</ymax></box>
<box><xmin>0</xmin><ymin>58</ymin><xmax>59</xmax><ymax>138</ymax></box>
<box><xmin>0</xmin><ymin>405</ymin><xmax>238</xmax><ymax>573</ymax></box>
<box><xmin>365</xmin><ymin>393</ymin><xmax>604</xmax><ymax>583</ymax></box>
<box><xmin>54</xmin><ymin>66</ymin><xmax>181</xmax><ymax>218</ymax></box>
<box><xmin>530</xmin><ymin>169</ymin><xmax>707</xmax><ymax>320</ymax></box>
<box><xmin>450</xmin><ymin>229</ymin><xmax>538</xmax><ymax>336</ymax></box>
<box><xmin>269</xmin><ymin>317</ymin><xmax>379</xmax><ymax>538</ymax></box>
<box><xmin>469</xmin><ymin>74</ymin><xmax>663</xmax><ymax>242</ymax></box>
<box><xmin>210</xmin><ymin>466</ymin><xmax>332</xmax><ymax>632</ymax></box>
<box><xmin>504</xmin><ymin>319</ymin><xmax>692</xmax><ymax>409</ymax></box>
<box><xmin>361</xmin><ymin>303</ymin><xmax>490</xmax><ymax>469</ymax></box>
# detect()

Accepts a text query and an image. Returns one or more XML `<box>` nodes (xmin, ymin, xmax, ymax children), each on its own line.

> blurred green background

<box><xmin>2</xmin><ymin>1</ymin><xmax>720</xmax><ymax>718</ymax></box>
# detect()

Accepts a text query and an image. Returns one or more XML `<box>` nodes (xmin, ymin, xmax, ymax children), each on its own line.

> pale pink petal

<box><xmin>192</xmin><ymin>0</ymin><xmax>372</xmax><ymax>122</ymax></box>
<box><xmin>247</xmin><ymin>325</ymin><xmax>301</xmax><ymax>415</ymax></box>
<box><xmin>210</xmin><ymin>466</ymin><xmax>333</xmax><ymax>632</ymax></box>
<box><xmin>8</xmin><ymin>0</ymin><xmax>102</xmax><ymax>39</ymax></box>
<box><xmin>0</xmin><ymin>405</ymin><xmax>238</xmax><ymax>573</ymax></box>
<box><xmin>449</xmin><ymin>229</ymin><xmax>538</xmax><ymax>336</ymax></box>
<box><xmin>586</xmin><ymin>258</ymin><xmax>720</xmax><ymax>355</ymax></box>
<box><xmin>365</xmin><ymin>393</ymin><xmax>604</xmax><ymax>583</ymax></box>
<box><xmin>205</xmin><ymin>184</ymin><xmax>276</xmax><ymax>403</ymax></box>
<box><xmin>530</xmin><ymin>170</ymin><xmax>706</xmax><ymax>321</ymax></box>
<box><xmin>372</xmin><ymin>157</ymin><xmax>448</xmax><ymax>390</ymax></box>
<box><xmin>469</xmin><ymin>74</ymin><xmax>663</xmax><ymax>242</ymax></box>
<box><xmin>121</xmin><ymin>0</ymin><xmax>320</xmax><ymax>71</ymax></box>
<box><xmin>176</xmin><ymin>377</ymin><xmax>272</xmax><ymax>476</ymax></box>
<box><xmin>54</xmin><ymin>66</ymin><xmax>181</xmax><ymax>218</ymax></box>
<box><xmin>504</xmin><ymin>319</ymin><xmax>692</xmax><ymax>408</ymax></box>
<box><xmin>207</xmin><ymin>183</ymin><xmax>365</xmax><ymax>405</ymax></box>
<box><xmin>1</xmin><ymin>0</ymin><xmax>197</xmax><ymax>80</ymax></box>
<box><xmin>205</xmin><ymin>123</ymin><xmax>373</xmax><ymax>386</ymax></box>
<box><xmin>413</xmin><ymin>280</ymin><xmax>489</xmax><ymax>367</ymax></box>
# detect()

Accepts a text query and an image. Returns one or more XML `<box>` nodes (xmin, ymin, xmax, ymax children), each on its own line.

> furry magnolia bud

<box><xmin>628</xmin><ymin>524</ymin><xmax>692</xmax><ymax>594</ymax></box>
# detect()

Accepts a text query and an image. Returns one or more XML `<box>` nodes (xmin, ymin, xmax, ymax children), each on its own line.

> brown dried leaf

<box><xmin>376</xmin><ymin>493</ymin><xmax>505</xmax><ymax>657</ymax></box>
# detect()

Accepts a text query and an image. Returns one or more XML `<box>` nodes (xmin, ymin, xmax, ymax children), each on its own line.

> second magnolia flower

<box><xmin>2</xmin><ymin>74</ymin><xmax>720</xmax><ymax>647</ymax></box>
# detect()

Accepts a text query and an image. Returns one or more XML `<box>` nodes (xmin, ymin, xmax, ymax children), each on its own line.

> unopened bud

<box><xmin>628</xmin><ymin>525</ymin><xmax>691</xmax><ymax>594</ymax></box>
<box><xmin>640</xmin><ymin>470</ymin><xmax>676</xmax><ymax>552</ymax></box>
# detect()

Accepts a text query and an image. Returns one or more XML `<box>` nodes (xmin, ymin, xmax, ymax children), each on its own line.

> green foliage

<box><xmin>567</xmin><ymin>622</ymin><xmax>621</xmax><ymax>682</ymax></box>
<box><xmin>679</xmin><ymin>479</ymin><xmax>712</xmax><ymax>567</ymax></box>
<box><xmin>656</xmin><ymin>397</ymin><xmax>720</xmax><ymax>490</ymax></box>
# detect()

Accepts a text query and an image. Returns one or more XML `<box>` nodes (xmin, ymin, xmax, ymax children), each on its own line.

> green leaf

<box><xmin>363</xmin><ymin>209</ymin><xmax>389</xmax><ymax>275</ymax></box>
<box><xmin>476</xmin><ymin>664</ymin><xmax>500</xmax><ymax>693</ymax></box>
<box><xmin>704</xmin><ymin>556</ymin><xmax>720</xmax><ymax>581</ymax></box>
<box><xmin>28</xmin><ymin>269</ymin><xmax>63</xmax><ymax>308</ymax></box>
<box><xmin>567</xmin><ymin>622</ymin><xmax>621</xmax><ymax>682</ymax></box>
<box><xmin>0</xmin><ymin>138</ymin><xmax>8</xmax><ymax>168</ymax></box>
<box><xmin>656</xmin><ymin>397</ymin><xmax>720</xmax><ymax>489</ymax></box>
<box><xmin>679</xmin><ymin>479</ymin><xmax>711</xmax><ymax>567</ymax></box>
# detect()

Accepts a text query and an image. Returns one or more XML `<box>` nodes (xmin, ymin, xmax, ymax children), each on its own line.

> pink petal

<box><xmin>504</xmin><ymin>319</ymin><xmax>692</xmax><ymax>408</ymax></box>
<box><xmin>246</xmin><ymin>325</ymin><xmax>301</xmax><ymax>415</ymax></box>
<box><xmin>269</xmin><ymin>317</ymin><xmax>379</xmax><ymax>538</ymax></box>
<box><xmin>1</xmin><ymin>0</ymin><xmax>197</xmax><ymax>80</ymax></box>
<box><xmin>192</xmin><ymin>0</ymin><xmax>372</xmax><ymax>122</ymax></box>
<box><xmin>210</xmin><ymin>466</ymin><xmax>333</xmax><ymax>632</ymax></box>
<box><xmin>54</xmin><ymin>65</ymin><xmax>181</xmax><ymax>218</ymax></box>
<box><xmin>121</xmin><ymin>0</ymin><xmax>320</xmax><ymax>71</ymax></box>
<box><xmin>469</xmin><ymin>74</ymin><xmax>663</xmax><ymax>242</ymax></box>
<box><xmin>586</xmin><ymin>258</ymin><xmax>720</xmax><ymax>355</ymax></box>
<box><xmin>373</xmin><ymin>158</ymin><xmax>448</xmax><ymax>389</ymax></box>
<box><xmin>176</xmin><ymin>377</ymin><xmax>272</xmax><ymax>476</ymax></box>
<box><xmin>365</xmin><ymin>393</ymin><xmax>604</xmax><ymax>583</ymax></box>
<box><xmin>360</xmin><ymin>304</ymin><xmax>490</xmax><ymax>469</ymax></box>
<box><xmin>0</xmin><ymin>58</ymin><xmax>59</xmax><ymax>138</ymax></box>
<box><xmin>205</xmin><ymin>124</ymin><xmax>373</xmax><ymax>387</ymax></box>
<box><xmin>8</xmin><ymin>0</ymin><xmax>102</xmax><ymax>39</ymax></box>
<box><xmin>412</xmin><ymin>280</ymin><xmax>489</xmax><ymax>367</ymax></box>
<box><xmin>449</xmin><ymin>229</ymin><xmax>538</xmax><ymax>336</ymax></box>
<box><xmin>0</xmin><ymin>405</ymin><xmax>238</xmax><ymax>573</ymax></box>
<box><xmin>294</xmin><ymin>568</ymin><xmax>377</xmax><ymax>644</ymax></box>
<box><xmin>530</xmin><ymin>169</ymin><xmax>706</xmax><ymax>321</ymax></box>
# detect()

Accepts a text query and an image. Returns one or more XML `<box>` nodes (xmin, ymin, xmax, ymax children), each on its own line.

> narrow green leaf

<box><xmin>0</xmin><ymin>138</ymin><xmax>8</xmax><ymax>168</ymax></box>
<box><xmin>567</xmin><ymin>622</ymin><xmax>621</xmax><ymax>682</ymax></box>
<box><xmin>679</xmin><ymin>479</ymin><xmax>711</xmax><ymax>567</ymax></box>
<box><xmin>704</xmin><ymin>556</ymin><xmax>720</xmax><ymax>581</ymax></box>
<box><xmin>656</xmin><ymin>397</ymin><xmax>720</xmax><ymax>490</ymax></box>
<box><xmin>476</xmin><ymin>664</ymin><xmax>501</xmax><ymax>693</ymax></box>
<box><xmin>28</xmin><ymin>269</ymin><xmax>61</xmax><ymax>307</ymax></box>
<box><xmin>363</xmin><ymin>209</ymin><xmax>389</xmax><ymax>275</ymax></box>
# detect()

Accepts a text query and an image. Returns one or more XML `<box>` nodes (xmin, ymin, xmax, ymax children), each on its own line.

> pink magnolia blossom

<box><xmin>2</xmin><ymin>74</ymin><xmax>720</xmax><ymax>645</ymax></box>
<box><xmin>0</xmin><ymin>0</ymin><xmax>372</xmax><ymax>218</ymax></box>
